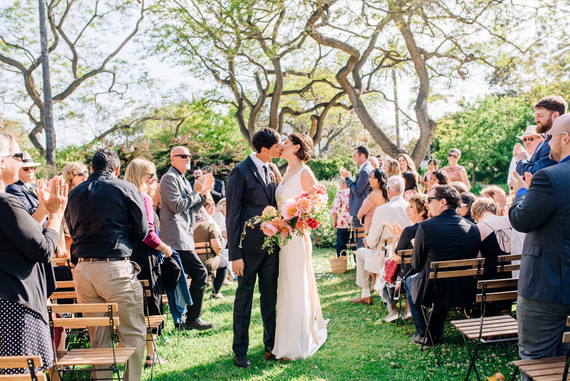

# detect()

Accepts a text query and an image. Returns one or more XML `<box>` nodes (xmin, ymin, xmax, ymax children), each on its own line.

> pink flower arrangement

<box><xmin>240</xmin><ymin>184</ymin><xmax>329</xmax><ymax>254</ymax></box>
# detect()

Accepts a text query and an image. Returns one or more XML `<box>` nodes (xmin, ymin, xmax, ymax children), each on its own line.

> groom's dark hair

<box><xmin>252</xmin><ymin>128</ymin><xmax>280</xmax><ymax>153</ymax></box>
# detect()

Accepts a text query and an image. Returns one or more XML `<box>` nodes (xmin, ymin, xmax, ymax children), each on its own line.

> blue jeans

<box><xmin>517</xmin><ymin>295</ymin><xmax>570</xmax><ymax>380</ymax></box>
<box><xmin>352</xmin><ymin>216</ymin><xmax>365</xmax><ymax>249</ymax></box>
<box><xmin>336</xmin><ymin>228</ymin><xmax>350</xmax><ymax>256</ymax></box>
<box><xmin>404</xmin><ymin>275</ymin><xmax>425</xmax><ymax>335</ymax></box>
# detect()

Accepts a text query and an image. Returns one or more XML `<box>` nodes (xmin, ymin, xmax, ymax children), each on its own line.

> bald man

<box><xmin>159</xmin><ymin>146</ymin><xmax>214</xmax><ymax>330</ymax></box>
<box><xmin>509</xmin><ymin>113</ymin><xmax>570</xmax><ymax>378</ymax></box>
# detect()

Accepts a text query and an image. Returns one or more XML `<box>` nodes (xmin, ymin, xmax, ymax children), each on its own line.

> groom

<box><xmin>226</xmin><ymin>128</ymin><xmax>282</xmax><ymax>368</ymax></box>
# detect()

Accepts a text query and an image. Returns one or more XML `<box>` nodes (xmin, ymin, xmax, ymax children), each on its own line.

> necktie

<box><xmin>263</xmin><ymin>165</ymin><xmax>271</xmax><ymax>185</ymax></box>
<box><xmin>27</xmin><ymin>183</ymin><xmax>38</xmax><ymax>199</ymax></box>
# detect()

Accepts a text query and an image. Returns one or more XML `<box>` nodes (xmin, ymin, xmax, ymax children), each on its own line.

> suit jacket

<box><xmin>159</xmin><ymin>166</ymin><xmax>206</xmax><ymax>251</ymax></box>
<box><xmin>346</xmin><ymin>162</ymin><xmax>372</xmax><ymax>216</ymax></box>
<box><xmin>6</xmin><ymin>180</ymin><xmax>39</xmax><ymax>215</ymax></box>
<box><xmin>411</xmin><ymin>209</ymin><xmax>481</xmax><ymax>307</ymax></box>
<box><xmin>226</xmin><ymin>156</ymin><xmax>278</xmax><ymax>261</ymax></box>
<box><xmin>509</xmin><ymin>159</ymin><xmax>570</xmax><ymax>305</ymax></box>
<box><xmin>516</xmin><ymin>139</ymin><xmax>557</xmax><ymax>176</ymax></box>
<box><xmin>211</xmin><ymin>178</ymin><xmax>226</xmax><ymax>204</ymax></box>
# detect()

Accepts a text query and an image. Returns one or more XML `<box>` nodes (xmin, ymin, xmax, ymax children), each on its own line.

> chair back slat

<box><xmin>398</xmin><ymin>249</ymin><xmax>413</xmax><ymax>265</ymax></box>
<box><xmin>52</xmin><ymin>316</ymin><xmax>120</xmax><ymax>329</ymax></box>
<box><xmin>49</xmin><ymin>303</ymin><xmax>118</xmax><ymax>314</ymax></box>
<box><xmin>477</xmin><ymin>278</ymin><xmax>518</xmax><ymax>290</ymax></box>
<box><xmin>55</xmin><ymin>280</ymin><xmax>75</xmax><ymax>289</ymax></box>
<box><xmin>194</xmin><ymin>242</ymin><xmax>212</xmax><ymax>255</ymax></box>
<box><xmin>50</xmin><ymin>291</ymin><xmax>77</xmax><ymax>300</ymax></box>
<box><xmin>430</xmin><ymin>258</ymin><xmax>485</xmax><ymax>269</ymax></box>
<box><xmin>497</xmin><ymin>254</ymin><xmax>522</xmax><ymax>262</ymax></box>
<box><xmin>496</xmin><ymin>264</ymin><xmax>520</xmax><ymax>273</ymax></box>
<box><xmin>430</xmin><ymin>268</ymin><xmax>483</xmax><ymax>279</ymax></box>
<box><xmin>0</xmin><ymin>356</ymin><xmax>43</xmax><ymax>368</ymax></box>
<box><xmin>476</xmin><ymin>291</ymin><xmax>518</xmax><ymax>303</ymax></box>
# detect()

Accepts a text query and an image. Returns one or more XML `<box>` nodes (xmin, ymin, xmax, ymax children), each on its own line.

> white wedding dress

<box><xmin>272</xmin><ymin>165</ymin><xmax>327</xmax><ymax>360</ymax></box>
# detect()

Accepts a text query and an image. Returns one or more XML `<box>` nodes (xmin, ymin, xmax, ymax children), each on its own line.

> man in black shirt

<box><xmin>65</xmin><ymin>149</ymin><xmax>149</xmax><ymax>381</ymax></box>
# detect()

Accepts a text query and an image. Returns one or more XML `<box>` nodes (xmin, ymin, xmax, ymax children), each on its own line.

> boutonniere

<box><xmin>269</xmin><ymin>171</ymin><xmax>276</xmax><ymax>183</ymax></box>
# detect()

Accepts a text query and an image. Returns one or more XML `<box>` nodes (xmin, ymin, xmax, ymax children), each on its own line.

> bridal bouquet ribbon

<box><xmin>239</xmin><ymin>184</ymin><xmax>329</xmax><ymax>255</ymax></box>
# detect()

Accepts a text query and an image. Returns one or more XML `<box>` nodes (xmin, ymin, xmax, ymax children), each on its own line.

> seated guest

<box><xmin>402</xmin><ymin>171</ymin><xmax>419</xmax><ymax>201</ymax></box>
<box><xmin>384</xmin><ymin>194</ymin><xmax>429</xmax><ymax>322</ymax></box>
<box><xmin>429</xmin><ymin>169</ymin><xmax>450</xmax><ymax>189</ymax></box>
<box><xmin>331</xmin><ymin>180</ymin><xmax>351</xmax><ymax>257</ymax></box>
<box><xmin>124</xmin><ymin>158</ymin><xmax>173</xmax><ymax>367</ymax></box>
<box><xmin>357</xmin><ymin>168</ymin><xmax>388</xmax><ymax>233</ymax></box>
<box><xmin>403</xmin><ymin>185</ymin><xmax>480</xmax><ymax>345</ymax></box>
<box><xmin>194</xmin><ymin>205</ymin><xmax>229</xmax><ymax>299</ymax></box>
<box><xmin>441</xmin><ymin>148</ymin><xmax>470</xmax><ymax>190</ymax></box>
<box><xmin>351</xmin><ymin>176</ymin><xmax>411</xmax><ymax>306</ymax></box>
<box><xmin>458</xmin><ymin>192</ymin><xmax>477</xmax><ymax>223</ymax></box>
<box><xmin>450</xmin><ymin>181</ymin><xmax>469</xmax><ymax>194</ymax></box>
<box><xmin>202</xmin><ymin>166</ymin><xmax>226</xmax><ymax>204</ymax></box>
<box><xmin>0</xmin><ymin>133</ymin><xmax>68</xmax><ymax>375</ymax></box>
<box><xmin>383</xmin><ymin>157</ymin><xmax>401</xmax><ymax>178</ymax></box>
<box><xmin>6</xmin><ymin>151</ymin><xmax>41</xmax><ymax>215</ymax></box>
<box><xmin>480</xmin><ymin>185</ymin><xmax>507</xmax><ymax>216</ymax></box>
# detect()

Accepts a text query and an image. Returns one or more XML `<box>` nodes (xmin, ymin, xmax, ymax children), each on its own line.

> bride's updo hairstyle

<box><xmin>288</xmin><ymin>133</ymin><xmax>313</xmax><ymax>162</ymax></box>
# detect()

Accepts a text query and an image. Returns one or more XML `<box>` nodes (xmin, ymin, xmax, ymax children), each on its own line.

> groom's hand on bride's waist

<box><xmin>233</xmin><ymin>258</ymin><xmax>244</xmax><ymax>277</ymax></box>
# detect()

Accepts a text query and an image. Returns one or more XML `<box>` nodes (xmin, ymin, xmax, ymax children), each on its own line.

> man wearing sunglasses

<box><xmin>6</xmin><ymin>151</ymin><xmax>41</xmax><ymax>215</ymax></box>
<box><xmin>509</xmin><ymin>114</ymin><xmax>570</xmax><ymax>379</ymax></box>
<box><xmin>508</xmin><ymin>125</ymin><xmax>543</xmax><ymax>185</ymax></box>
<box><xmin>159</xmin><ymin>146</ymin><xmax>215</xmax><ymax>331</ymax></box>
<box><xmin>514</xmin><ymin>96</ymin><xmax>567</xmax><ymax>176</ymax></box>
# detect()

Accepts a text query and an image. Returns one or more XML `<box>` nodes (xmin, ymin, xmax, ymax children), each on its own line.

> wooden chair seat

<box><xmin>0</xmin><ymin>375</ymin><xmax>46</xmax><ymax>381</ymax></box>
<box><xmin>512</xmin><ymin>357</ymin><xmax>569</xmax><ymax>380</ymax></box>
<box><xmin>451</xmin><ymin>315</ymin><xmax>518</xmax><ymax>341</ymax></box>
<box><xmin>146</xmin><ymin>315</ymin><xmax>166</xmax><ymax>330</ymax></box>
<box><xmin>56</xmin><ymin>347</ymin><xmax>137</xmax><ymax>366</ymax></box>
<box><xmin>0</xmin><ymin>355</ymin><xmax>46</xmax><ymax>381</ymax></box>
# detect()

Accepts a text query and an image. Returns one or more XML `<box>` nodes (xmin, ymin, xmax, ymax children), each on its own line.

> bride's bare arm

<box><xmin>300</xmin><ymin>167</ymin><xmax>318</xmax><ymax>192</ymax></box>
<box><xmin>268</xmin><ymin>162</ymin><xmax>282</xmax><ymax>184</ymax></box>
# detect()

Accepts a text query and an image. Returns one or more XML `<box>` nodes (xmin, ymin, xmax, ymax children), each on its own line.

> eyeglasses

<box><xmin>427</xmin><ymin>196</ymin><xmax>442</xmax><ymax>202</ymax></box>
<box><xmin>22</xmin><ymin>167</ymin><xmax>36</xmax><ymax>172</ymax></box>
<box><xmin>148</xmin><ymin>173</ymin><xmax>156</xmax><ymax>179</ymax></box>
<box><xmin>448</xmin><ymin>154</ymin><xmax>459</xmax><ymax>158</ymax></box>
<box><xmin>173</xmin><ymin>154</ymin><xmax>191</xmax><ymax>159</ymax></box>
<box><xmin>75</xmin><ymin>172</ymin><xmax>87</xmax><ymax>177</ymax></box>
<box><xmin>522</xmin><ymin>137</ymin><xmax>536</xmax><ymax>142</ymax></box>
<box><xmin>3</xmin><ymin>152</ymin><xmax>24</xmax><ymax>161</ymax></box>
<box><xmin>545</xmin><ymin>132</ymin><xmax>567</xmax><ymax>140</ymax></box>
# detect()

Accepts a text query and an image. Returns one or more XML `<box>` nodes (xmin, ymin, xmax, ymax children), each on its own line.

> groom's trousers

<box><xmin>233</xmin><ymin>252</ymin><xmax>279</xmax><ymax>356</ymax></box>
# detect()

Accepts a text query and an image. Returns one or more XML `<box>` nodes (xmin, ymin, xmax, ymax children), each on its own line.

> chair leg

<box><xmin>510</xmin><ymin>366</ymin><xmax>519</xmax><ymax>381</ymax></box>
<box><xmin>421</xmin><ymin>306</ymin><xmax>439</xmax><ymax>365</ymax></box>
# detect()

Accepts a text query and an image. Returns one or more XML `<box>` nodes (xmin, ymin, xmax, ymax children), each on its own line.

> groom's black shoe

<box><xmin>184</xmin><ymin>318</ymin><xmax>213</xmax><ymax>331</ymax></box>
<box><xmin>264</xmin><ymin>347</ymin><xmax>276</xmax><ymax>360</ymax></box>
<box><xmin>234</xmin><ymin>355</ymin><xmax>251</xmax><ymax>368</ymax></box>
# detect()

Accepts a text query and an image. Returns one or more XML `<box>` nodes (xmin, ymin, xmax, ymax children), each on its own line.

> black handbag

<box><xmin>160</xmin><ymin>255</ymin><xmax>181</xmax><ymax>291</ymax></box>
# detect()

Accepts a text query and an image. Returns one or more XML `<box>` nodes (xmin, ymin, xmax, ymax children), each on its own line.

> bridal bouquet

<box><xmin>240</xmin><ymin>184</ymin><xmax>329</xmax><ymax>254</ymax></box>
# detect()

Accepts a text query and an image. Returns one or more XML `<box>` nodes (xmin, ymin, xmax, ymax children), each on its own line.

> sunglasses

<box><xmin>173</xmin><ymin>154</ymin><xmax>191</xmax><ymax>159</ymax></box>
<box><xmin>448</xmin><ymin>154</ymin><xmax>459</xmax><ymax>158</ymax></box>
<box><xmin>427</xmin><ymin>196</ymin><xmax>442</xmax><ymax>202</ymax></box>
<box><xmin>522</xmin><ymin>137</ymin><xmax>536</xmax><ymax>142</ymax></box>
<box><xmin>22</xmin><ymin>167</ymin><xmax>36</xmax><ymax>172</ymax></box>
<box><xmin>75</xmin><ymin>172</ymin><xmax>87</xmax><ymax>177</ymax></box>
<box><xmin>3</xmin><ymin>152</ymin><xmax>24</xmax><ymax>161</ymax></box>
<box><xmin>545</xmin><ymin>132</ymin><xmax>567</xmax><ymax>140</ymax></box>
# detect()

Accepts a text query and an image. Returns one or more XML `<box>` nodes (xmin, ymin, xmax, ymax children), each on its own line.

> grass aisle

<box><xmin>146</xmin><ymin>248</ymin><xmax>519</xmax><ymax>380</ymax></box>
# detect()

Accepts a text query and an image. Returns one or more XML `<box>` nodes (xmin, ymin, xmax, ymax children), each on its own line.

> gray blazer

<box><xmin>346</xmin><ymin>161</ymin><xmax>372</xmax><ymax>216</ymax></box>
<box><xmin>159</xmin><ymin>166</ymin><xmax>206</xmax><ymax>251</ymax></box>
<box><xmin>509</xmin><ymin>159</ymin><xmax>570</xmax><ymax>305</ymax></box>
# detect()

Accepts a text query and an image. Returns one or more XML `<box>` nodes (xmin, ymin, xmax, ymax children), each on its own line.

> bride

<box><xmin>272</xmin><ymin>133</ymin><xmax>327</xmax><ymax>360</ymax></box>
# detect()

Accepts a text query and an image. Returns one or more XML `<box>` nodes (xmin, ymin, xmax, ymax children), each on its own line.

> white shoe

<box><xmin>403</xmin><ymin>310</ymin><xmax>412</xmax><ymax>320</ymax></box>
<box><xmin>210</xmin><ymin>293</ymin><xmax>224</xmax><ymax>299</ymax></box>
<box><xmin>384</xmin><ymin>311</ymin><xmax>399</xmax><ymax>323</ymax></box>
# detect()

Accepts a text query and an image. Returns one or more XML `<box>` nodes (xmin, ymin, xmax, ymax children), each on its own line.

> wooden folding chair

<box><xmin>422</xmin><ymin>258</ymin><xmax>485</xmax><ymax>363</ymax></box>
<box><xmin>496</xmin><ymin>254</ymin><xmax>521</xmax><ymax>278</ymax></box>
<box><xmin>0</xmin><ymin>356</ymin><xmax>46</xmax><ymax>381</ymax></box>
<box><xmin>48</xmin><ymin>303</ymin><xmax>136</xmax><ymax>381</ymax></box>
<box><xmin>451</xmin><ymin>278</ymin><xmax>519</xmax><ymax>380</ymax></box>
<box><xmin>345</xmin><ymin>225</ymin><xmax>366</xmax><ymax>269</ymax></box>
<box><xmin>140</xmin><ymin>279</ymin><xmax>166</xmax><ymax>380</ymax></box>
<box><xmin>512</xmin><ymin>316</ymin><xmax>570</xmax><ymax>381</ymax></box>
<box><xmin>395</xmin><ymin>249</ymin><xmax>413</xmax><ymax>327</ymax></box>
<box><xmin>49</xmin><ymin>280</ymin><xmax>77</xmax><ymax>304</ymax></box>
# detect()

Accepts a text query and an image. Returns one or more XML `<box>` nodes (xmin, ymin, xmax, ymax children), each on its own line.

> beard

<box><xmin>536</xmin><ymin>118</ymin><xmax>553</xmax><ymax>134</ymax></box>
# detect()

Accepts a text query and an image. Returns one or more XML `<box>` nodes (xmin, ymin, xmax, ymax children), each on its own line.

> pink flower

<box><xmin>261</xmin><ymin>222</ymin><xmax>278</xmax><ymax>236</ymax></box>
<box><xmin>281</xmin><ymin>199</ymin><xmax>300</xmax><ymax>220</ymax></box>
<box><xmin>295</xmin><ymin>218</ymin><xmax>308</xmax><ymax>230</ymax></box>
<box><xmin>280</xmin><ymin>224</ymin><xmax>292</xmax><ymax>239</ymax></box>
<box><xmin>261</xmin><ymin>206</ymin><xmax>279</xmax><ymax>220</ymax></box>
<box><xmin>312</xmin><ymin>184</ymin><xmax>327</xmax><ymax>195</ymax></box>
<box><xmin>296</xmin><ymin>197</ymin><xmax>312</xmax><ymax>214</ymax></box>
<box><xmin>307</xmin><ymin>218</ymin><xmax>320</xmax><ymax>229</ymax></box>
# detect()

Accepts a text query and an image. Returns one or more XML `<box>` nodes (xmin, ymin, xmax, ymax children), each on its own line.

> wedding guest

<box><xmin>507</xmin><ymin>125</ymin><xmax>543</xmax><ymax>185</ymax></box>
<box><xmin>429</xmin><ymin>170</ymin><xmax>450</xmax><ymax>189</ymax></box>
<box><xmin>458</xmin><ymin>192</ymin><xmax>477</xmax><ymax>223</ymax></box>
<box><xmin>441</xmin><ymin>148</ymin><xmax>470</xmax><ymax>190</ymax></box>
<box><xmin>450</xmin><ymin>181</ymin><xmax>469</xmax><ymax>195</ymax></box>
<box><xmin>6</xmin><ymin>151</ymin><xmax>41</xmax><ymax>215</ymax></box>
<box><xmin>376</xmin><ymin>154</ymin><xmax>384</xmax><ymax>168</ymax></box>
<box><xmin>61</xmin><ymin>162</ymin><xmax>89</xmax><ymax>190</ymax></box>
<box><xmin>340</xmin><ymin>146</ymin><xmax>373</xmax><ymax>247</ymax></box>
<box><xmin>194</xmin><ymin>205</ymin><xmax>229</xmax><ymax>299</ymax></box>
<box><xmin>369</xmin><ymin>156</ymin><xmax>379</xmax><ymax>169</ymax></box>
<box><xmin>331</xmin><ymin>180</ymin><xmax>351</xmax><ymax>257</ymax></box>
<box><xmin>384</xmin><ymin>157</ymin><xmax>401</xmax><ymax>178</ymax></box>
<box><xmin>351</xmin><ymin>176</ymin><xmax>411</xmax><ymax>307</ymax></box>
<box><xmin>202</xmin><ymin>165</ymin><xmax>226</xmax><ymax>204</ymax></box>
<box><xmin>213</xmin><ymin>198</ymin><xmax>227</xmax><ymax>243</ymax></box>
<box><xmin>0</xmin><ymin>133</ymin><xmax>67</xmax><ymax>375</ymax></box>
<box><xmin>422</xmin><ymin>158</ymin><xmax>439</xmax><ymax>188</ymax></box>
<box><xmin>190</xmin><ymin>166</ymin><xmax>202</xmax><ymax>189</ymax></box>
<box><xmin>357</xmin><ymin>168</ymin><xmax>388</xmax><ymax>233</ymax></box>
<box><xmin>402</xmin><ymin>171</ymin><xmax>419</xmax><ymax>201</ymax></box>
<box><xmin>124</xmin><ymin>158</ymin><xmax>173</xmax><ymax>367</ymax></box>
<box><xmin>480</xmin><ymin>185</ymin><xmax>507</xmax><ymax>216</ymax></box>
<box><xmin>472</xmin><ymin>198</ymin><xmax>511</xmax><ymax>255</ymax></box>
<box><xmin>397</xmin><ymin>153</ymin><xmax>418</xmax><ymax>180</ymax></box>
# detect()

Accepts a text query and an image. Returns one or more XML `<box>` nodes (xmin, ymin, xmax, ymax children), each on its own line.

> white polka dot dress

<box><xmin>0</xmin><ymin>299</ymin><xmax>53</xmax><ymax>374</ymax></box>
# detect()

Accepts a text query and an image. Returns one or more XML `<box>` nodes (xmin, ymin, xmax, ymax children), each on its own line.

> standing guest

<box><xmin>397</xmin><ymin>153</ymin><xmax>418</xmax><ymax>180</ymax></box>
<box><xmin>514</xmin><ymin>96</ymin><xmax>566</xmax><ymax>176</ymax></box>
<box><xmin>0</xmin><ymin>133</ymin><xmax>67</xmax><ymax>375</ymax></box>
<box><xmin>340</xmin><ymin>146</ymin><xmax>373</xmax><ymax>247</ymax></box>
<box><xmin>508</xmin><ymin>125</ymin><xmax>543</xmax><ymax>185</ymax></box>
<box><xmin>60</xmin><ymin>162</ymin><xmax>89</xmax><ymax>254</ymax></box>
<box><xmin>194</xmin><ymin>206</ymin><xmax>229</xmax><ymax>299</ymax></box>
<box><xmin>351</xmin><ymin>176</ymin><xmax>411</xmax><ymax>307</ymax></box>
<box><xmin>509</xmin><ymin>114</ymin><xmax>570</xmax><ymax>379</ymax></box>
<box><xmin>383</xmin><ymin>157</ymin><xmax>401</xmax><ymax>178</ymax></box>
<box><xmin>458</xmin><ymin>192</ymin><xmax>477</xmax><ymax>223</ymax></box>
<box><xmin>376</xmin><ymin>154</ymin><xmax>384</xmax><ymax>169</ymax></box>
<box><xmin>422</xmin><ymin>158</ymin><xmax>439</xmax><ymax>188</ymax></box>
<box><xmin>6</xmin><ymin>151</ymin><xmax>41</xmax><ymax>215</ymax></box>
<box><xmin>331</xmin><ymin>180</ymin><xmax>351</xmax><ymax>257</ymax></box>
<box><xmin>124</xmin><ymin>158</ymin><xmax>173</xmax><ymax>367</ymax></box>
<box><xmin>441</xmin><ymin>148</ymin><xmax>470</xmax><ymax>190</ymax></box>
<box><xmin>202</xmin><ymin>165</ymin><xmax>226</xmax><ymax>204</ymax></box>
<box><xmin>368</xmin><ymin>156</ymin><xmax>379</xmax><ymax>169</ymax></box>
<box><xmin>190</xmin><ymin>166</ymin><xmax>202</xmax><ymax>189</ymax></box>
<box><xmin>159</xmin><ymin>147</ymin><xmax>214</xmax><ymax>331</ymax></box>
<box><xmin>402</xmin><ymin>171</ymin><xmax>419</xmax><ymax>201</ymax></box>
<box><xmin>65</xmin><ymin>148</ymin><xmax>148</xmax><ymax>381</ymax></box>
<box><xmin>403</xmin><ymin>185</ymin><xmax>480</xmax><ymax>345</ymax></box>
<box><xmin>357</xmin><ymin>168</ymin><xmax>388</xmax><ymax>233</ymax></box>
<box><xmin>213</xmin><ymin>198</ymin><xmax>227</xmax><ymax>244</ymax></box>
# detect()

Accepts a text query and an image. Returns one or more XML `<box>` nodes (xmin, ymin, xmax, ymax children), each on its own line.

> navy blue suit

<box><xmin>346</xmin><ymin>162</ymin><xmax>372</xmax><ymax>217</ymax></box>
<box><xmin>6</xmin><ymin>180</ymin><xmax>39</xmax><ymax>215</ymax></box>
<box><xmin>516</xmin><ymin>139</ymin><xmax>557</xmax><ymax>176</ymax></box>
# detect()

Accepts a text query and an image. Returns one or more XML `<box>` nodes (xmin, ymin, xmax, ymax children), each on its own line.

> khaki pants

<box><xmin>74</xmin><ymin>260</ymin><xmax>146</xmax><ymax>381</ymax></box>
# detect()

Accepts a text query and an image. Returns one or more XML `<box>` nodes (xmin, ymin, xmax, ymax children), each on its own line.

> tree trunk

<box><xmin>38</xmin><ymin>0</ymin><xmax>55</xmax><ymax>174</ymax></box>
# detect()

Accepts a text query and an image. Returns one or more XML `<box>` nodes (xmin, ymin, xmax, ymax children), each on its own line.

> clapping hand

<box><xmin>194</xmin><ymin>173</ymin><xmax>214</xmax><ymax>196</ymax></box>
<box><xmin>39</xmin><ymin>176</ymin><xmax>69</xmax><ymax>215</ymax></box>
<box><xmin>511</xmin><ymin>171</ymin><xmax>528</xmax><ymax>194</ymax></box>
<box><xmin>513</xmin><ymin>143</ymin><xmax>530</xmax><ymax>162</ymax></box>
<box><xmin>339</xmin><ymin>167</ymin><xmax>351</xmax><ymax>179</ymax></box>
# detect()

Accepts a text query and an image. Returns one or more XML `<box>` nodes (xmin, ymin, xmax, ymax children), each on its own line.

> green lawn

<box><xmin>145</xmin><ymin>248</ymin><xmax>519</xmax><ymax>380</ymax></box>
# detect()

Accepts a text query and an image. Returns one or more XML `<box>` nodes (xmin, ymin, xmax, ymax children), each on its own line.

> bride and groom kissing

<box><xmin>226</xmin><ymin>128</ymin><xmax>328</xmax><ymax>368</ymax></box>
